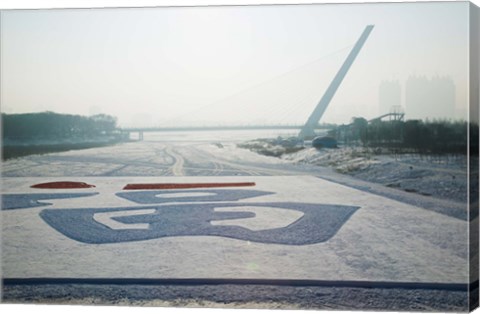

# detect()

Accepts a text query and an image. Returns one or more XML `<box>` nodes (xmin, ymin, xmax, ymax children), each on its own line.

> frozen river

<box><xmin>2</xmin><ymin>130</ymin><xmax>314</xmax><ymax>177</ymax></box>
<box><xmin>1</xmin><ymin>129</ymin><xmax>473</xmax><ymax>310</ymax></box>
<box><xmin>0</xmin><ymin>129</ymin><xmax>471</xmax><ymax>220</ymax></box>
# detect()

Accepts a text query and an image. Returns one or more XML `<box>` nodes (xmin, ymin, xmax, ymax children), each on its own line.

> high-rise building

<box><xmin>379</xmin><ymin>80</ymin><xmax>402</xmax><ymax>115</ymax></box>
<box><xmin>405</xmin><ymin>75</ymin><xmax>455</xmax><ymax>120</ymax></box>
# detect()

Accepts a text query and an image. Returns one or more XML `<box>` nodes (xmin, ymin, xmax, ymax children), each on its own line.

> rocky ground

<box><xmin>2</xmin><ymin>283</ymin><xmax>472</xmax><ymax>311</ymax></box>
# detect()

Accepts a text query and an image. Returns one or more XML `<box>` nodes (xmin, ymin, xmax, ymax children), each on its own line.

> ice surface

<box><xmin>0</xmin><ymin>132</ymin><xmax>470</xmax><ymax>284</ymax></box>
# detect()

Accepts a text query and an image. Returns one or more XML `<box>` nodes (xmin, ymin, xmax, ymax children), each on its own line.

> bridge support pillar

<box><xmin>139</xmin><ymin>131</ymin><xmax>144</xmax><ymax>141</ymax></box>
<box><xmin>299</xmin><ymin>25</ymin><xmax>374</xmax><ymax>140</ymax></box>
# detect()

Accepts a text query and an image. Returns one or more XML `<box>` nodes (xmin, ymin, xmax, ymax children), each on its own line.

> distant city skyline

<box><xmin>378</xmin><ymin>76</ymin><xmax>459</xmax><ymax>122</ymax></box>
<box><xmin>405</xmin><ymin>75</ymin><xmax>456</xmax><ymax>121</ymax></box>
<box><xmin>1</xmin><ymin>2</ymin><xmax>471</xmax><ymax>127</ymax></box>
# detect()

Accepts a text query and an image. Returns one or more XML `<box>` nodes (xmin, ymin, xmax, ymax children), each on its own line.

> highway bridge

<box><xmin>119</xmin><ymin>124</ymin><xmax>331</xmax><ymax>141</ymax></box>
<box><xmin>120</xmin><ymin>25</ymin><xmax>374</xmax><ymax>141</ymax></box>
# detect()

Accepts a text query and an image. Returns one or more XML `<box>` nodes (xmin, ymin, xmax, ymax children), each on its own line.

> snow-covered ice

<box><xmin>1</xmin><ymin>133</ymin><xmax>471</xmax><ymax>286</ymax></box>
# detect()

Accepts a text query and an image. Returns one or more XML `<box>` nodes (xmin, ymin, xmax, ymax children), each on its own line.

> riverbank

<box><xmin>238</xmin><ymin>139</ymin><xmax>469</xmax><ymax>203</ymax></box>
<box><xmin>2</xmin><ymin>137</ymin><xmax>130</xmax><ymax>160</ymax></box>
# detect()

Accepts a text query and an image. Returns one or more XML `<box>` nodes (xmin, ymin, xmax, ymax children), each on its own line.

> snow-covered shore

<box><xmin>239</xmin><ymin>140</ymin><xmax>469</xmax><ymax>203</ymax></box>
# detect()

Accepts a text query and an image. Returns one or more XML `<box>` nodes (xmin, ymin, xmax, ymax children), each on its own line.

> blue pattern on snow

<box><xmin>40</xmin><ymin>202</ymin><xmax>359</xmax><ymax>245</ymax></box>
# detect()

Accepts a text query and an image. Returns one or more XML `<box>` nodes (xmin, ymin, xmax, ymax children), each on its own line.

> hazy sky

<box><xmin>1</xmin><ymin>2</ymin><xmax>471</xmax><ymax>127</ymax></box>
